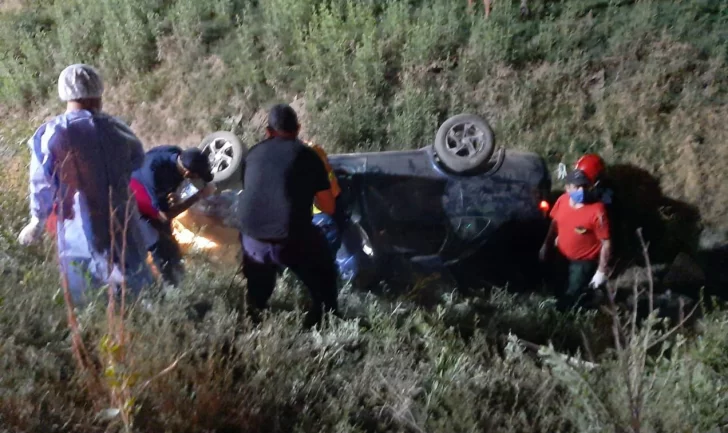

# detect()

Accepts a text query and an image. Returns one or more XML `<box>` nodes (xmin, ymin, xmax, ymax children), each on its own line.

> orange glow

<box><xmin>539</xmin><ymin>200</ymin><xmax>550</xmax><ymax>213</ymax></box>
<box><xmin>171</xmin><ymin>212</ymin><xmax>219</xmax><ymax>250</ymax></box>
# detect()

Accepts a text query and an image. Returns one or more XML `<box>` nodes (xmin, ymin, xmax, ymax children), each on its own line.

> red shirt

<box><xmin>129</xmin><ymin>177</ymin><xmax>162</xmax><ymax>220</ymax></box>
<box><xmin>550</xmin><ymin>193</ymin><xmax>610</xmax><ymax>261</ymax></box>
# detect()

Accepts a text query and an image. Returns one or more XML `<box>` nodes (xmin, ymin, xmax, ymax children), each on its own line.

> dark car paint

<box><xmin>325</xmin><ymin>146</ymin><xmax>551</xmax><ymax>287</ymax></box>
<box><xmin>186</xmin><ymin>145</ymin><xmax>552</xmax><ymax>290</ymax></box>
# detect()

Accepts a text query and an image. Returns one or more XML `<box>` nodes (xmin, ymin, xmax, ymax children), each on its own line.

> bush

<box><xmin>2</xmin><ymin>1</ymin><xmax>728</xmax><ymax>431</ymax></box>
<box><xmin>0</xmin><ymin>10</ymin><xmax>57</xmax><ymax>105</ymax></box>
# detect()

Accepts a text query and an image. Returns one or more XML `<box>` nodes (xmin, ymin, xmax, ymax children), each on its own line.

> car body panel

<box><xmin>183</xmin><ymin>145</ymin><xmax>551</xmax><ymax>289</ymax></box>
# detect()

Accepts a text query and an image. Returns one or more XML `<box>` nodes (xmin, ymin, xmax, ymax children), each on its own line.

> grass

<box><xmin>2</xmin><ymin>121</ymin><xmax>728</xmax><ymax>433</ymax></box>
<box><xmin>2</xmin><ymin>218</ymin><xmax>727</xmax><ymax>433</ymax></box>
<box><xmin>1</xmin><ymin>0</ymin><xmax>728</xmax><ymax>431</ymax></box>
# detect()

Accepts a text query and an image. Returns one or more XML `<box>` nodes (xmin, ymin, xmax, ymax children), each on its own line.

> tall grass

<box><xmin>1</xmin><ymin>1</ymin><xmax>728</xmax><ymax>431</ymax></box>
<box><xmin>1</xmin><ymin>122</ymin><xmax>727</xmax><ymax>431</ymax></box>
<box><xmin>1</xmin><ymin>200</ymin><xmax>727</xmax><ymax>432</ymax></box>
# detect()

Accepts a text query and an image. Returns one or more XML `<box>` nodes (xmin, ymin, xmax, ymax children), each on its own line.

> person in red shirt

<box><xmin>540</xmin><ymin>169</ymin><xmax>612</xmax><ymax>304</ymax></box>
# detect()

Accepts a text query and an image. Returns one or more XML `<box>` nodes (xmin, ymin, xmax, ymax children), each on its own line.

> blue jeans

<box><xmin>312</xmin><ymin>212</ymin><xmax>342</xmax><ymax>256</ymax></box>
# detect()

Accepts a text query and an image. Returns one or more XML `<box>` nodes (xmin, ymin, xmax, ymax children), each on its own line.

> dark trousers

<box><xmin>544</xmin><ymin>250</ymin><xmax>599</xmax><ymax>308</ymax></box>
<box><xmin>241</xmin><ymin>225</ymin><xmax>339</xmax><ymax>325</ymax></box>
<box><xmin>566</xmin><ymin>260</ymin><xmax>598</xmax><ymax>296</ymax></box>
<box><xmin>146</xmin><ymin>218</ymin><xmax>184</xmax><ymax>287</ymax></box>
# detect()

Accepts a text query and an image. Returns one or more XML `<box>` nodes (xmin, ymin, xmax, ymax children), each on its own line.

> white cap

<box><xmin>57</xmin><ymin>64</ymin><xmax>104</xmax><ymax>101</ymax></box>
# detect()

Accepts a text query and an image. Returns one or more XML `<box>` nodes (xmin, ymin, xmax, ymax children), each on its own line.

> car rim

<box><xmin>203</xmin><ymin>138</ymin><xmax>235</xmax><ymax>174</ymax></box>
<box><xmin>445</xmin><ymin>122</ymin><xmax>486</xmax><ymax>159</ymax></box>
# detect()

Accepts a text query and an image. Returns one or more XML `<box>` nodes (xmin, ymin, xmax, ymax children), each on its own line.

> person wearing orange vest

<box><xmin>307</xmin><ymin>141</ymin><xmax>344</xmax><ymax>255</ymax></box>
<box><xmin>307</xmin><ymin>142</ymin><xmax>341</xmax><ymax>212</ymax></box>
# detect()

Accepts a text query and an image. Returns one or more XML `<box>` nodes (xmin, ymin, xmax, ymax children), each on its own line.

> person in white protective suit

<box><xmin>17</xmin><ymin>64</ymin><xmax>155</xmax><ymax>305</ymax></box>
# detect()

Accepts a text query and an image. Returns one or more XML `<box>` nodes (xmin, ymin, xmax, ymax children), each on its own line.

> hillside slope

<box><xmin>2</xmin><ymin>0</ymin><xmax>727</xmax><ymax>231</ymax></box>
<box><xmin>1</xmin><ymin>2</ymin><xmax>728</xmax><ymax>432</ymax></box>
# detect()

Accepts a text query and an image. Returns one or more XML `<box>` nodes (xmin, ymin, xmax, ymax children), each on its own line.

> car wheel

<box><xmin>198</xmin><ymin>131</ymin><xmax>247</xmax><ymax>185</ymax></box>
<box><xmin>434</xmin><ymin>114</ymin><xmax>495</xmax><ymax>174</ymax></box>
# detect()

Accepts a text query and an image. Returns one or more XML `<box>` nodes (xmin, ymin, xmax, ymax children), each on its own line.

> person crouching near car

<box><xmin>238</xmin><ymin>103</ymin><xmax>340</xmax><ymax>328</ymax></box>
<box><xmin>540</xmin><ymin>168</ymin><xmax>612</xmax><ymax>309</ymax></box>
<box><xmin>129</xmin><ymin>146</ymin><xmax>217</xmax><ymax>287</ymax></box>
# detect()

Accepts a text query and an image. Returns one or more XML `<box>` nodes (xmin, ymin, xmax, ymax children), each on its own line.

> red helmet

<box><xmin>574</xmin><ymin>153</ymin><xmax>605</xmax><ymax>185</ymax></box>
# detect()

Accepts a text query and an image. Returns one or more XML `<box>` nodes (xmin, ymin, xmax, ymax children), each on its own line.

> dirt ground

<box><xmin>0</xmin><ymin>0</ymin><xmax>25</xmax><ymax>12</ymax></box>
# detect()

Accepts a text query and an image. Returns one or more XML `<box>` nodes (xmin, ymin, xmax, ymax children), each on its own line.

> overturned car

<box><xmin>177</xmin><ymin>114</ymin><xmax>553</xmax><ymax>290</ymax></box>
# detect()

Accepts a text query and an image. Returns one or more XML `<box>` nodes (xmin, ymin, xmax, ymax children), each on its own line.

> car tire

<box><xmin>198</xmin><ymin>131</ymin><xmax>247</xmax><ymax>185</ymax></box>
<box><xmin>434</xmin><ymin>114</ymin><xmax>495</xmax><ymax>174</ymax></box>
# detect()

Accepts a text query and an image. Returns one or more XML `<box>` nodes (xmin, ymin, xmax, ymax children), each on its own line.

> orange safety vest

<box><xmin>307</xmin><ymin>142</ymin><xmax>340</xmax><ymax>213</ymax></box>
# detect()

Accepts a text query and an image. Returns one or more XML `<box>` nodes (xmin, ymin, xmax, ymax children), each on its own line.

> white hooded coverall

<box><xmin>26</xmin><ymin>109</ymin><xmax>154</xmax><ymax>304</ymax></box>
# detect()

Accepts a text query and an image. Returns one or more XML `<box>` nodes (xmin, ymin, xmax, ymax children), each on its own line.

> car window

<box><xmin>362</xmin><ymin>173</ymin><xmax>448</xmax><ymax>256</ymax></box>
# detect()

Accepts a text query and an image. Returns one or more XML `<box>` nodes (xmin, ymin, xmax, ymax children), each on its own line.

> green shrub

<box><xmin>98</xmin><ymin>0</ymin><xmax>159</xmax><ymax>80</ymax></box>
<box><xmin>52</xmin><ymin>0</ymin><xmax>104</xmax><ymax>67</ymax></box>
<box><xmin>1</xmin><ymin>2</ymin><xmax>728</xmax><ymax>430</ymax></box>
<box><xmin>0</xmin><ymin>11</ymin><xmax>57</xmax><ymax>104</ymax></box>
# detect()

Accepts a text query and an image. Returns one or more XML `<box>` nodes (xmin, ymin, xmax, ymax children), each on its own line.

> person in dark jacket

<box><xmin>130</xmin><ymin>145</ymin><xmax>216</xmax><ymax>287</ymax></box>
<box><xmin>238</xmin><ymin>103</ymin><xmax>339</xmax><ymax>328</ymax></box>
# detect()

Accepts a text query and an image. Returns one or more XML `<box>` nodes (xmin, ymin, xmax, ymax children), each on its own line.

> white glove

<box><xmin>17</xmin><ymin>217</ymin><xmax>43</xmax><ymax>246</ymax></box>
<box><xmin>557</xmin><ymin>162</ymin><xmax>568</xmax><ymax>180</ymax></box>
<box><xmin>108</xmin><ymin>266</ymin><xmax>125</xmax><ymax>286</ymax></box>
<box><xmin>589</xmin><ymin>270</ymin><xmax>607</xmax><ymax>289</ymax></box>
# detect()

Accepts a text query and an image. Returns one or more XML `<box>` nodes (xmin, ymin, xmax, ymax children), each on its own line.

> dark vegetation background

<box><xmin>1</xmin><ymin>0</ymin><xmax>727</xmax><ymax>432</ymax></box>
